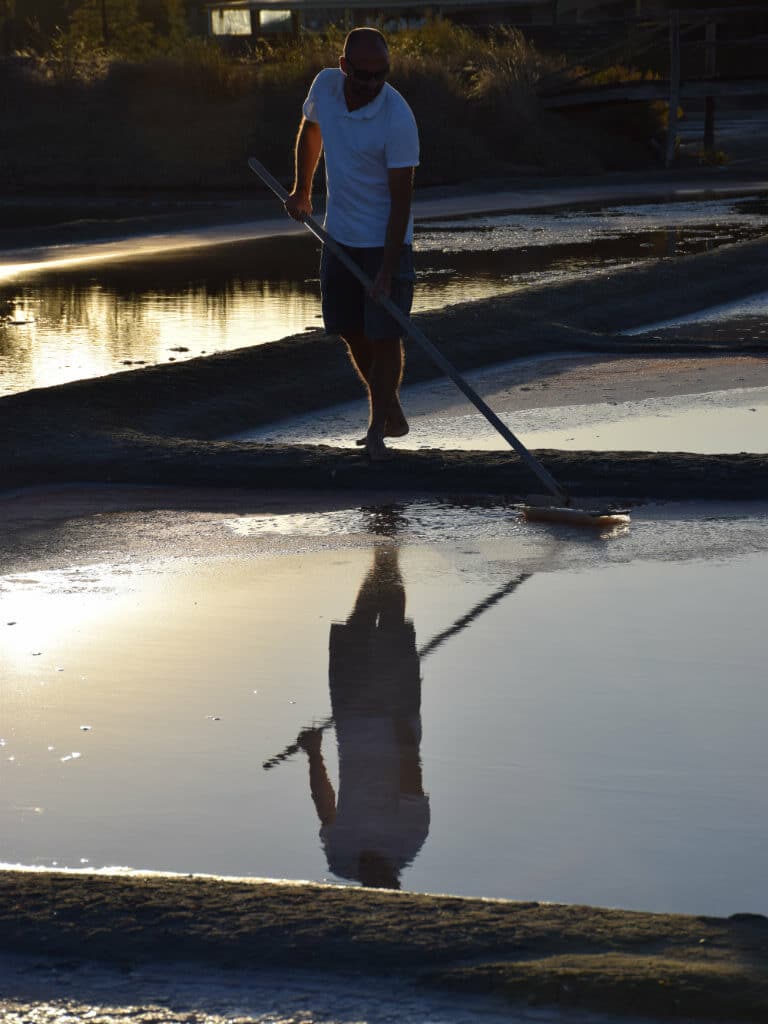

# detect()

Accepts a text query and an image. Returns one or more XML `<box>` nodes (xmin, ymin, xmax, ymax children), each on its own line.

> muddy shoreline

<box><xmin>2</xmin><ymin>167</ymin><xmax>766</xmax><ymax>255</ymax></box>
<box><xmin>1</xmin><ymin>869</ymin><xmax>766</xmax><ymax>1020</ymax></box>
<box><xmin>2</xmin><ymin>234</ymin><xmax>768</xmax><ymax>503</ymax></box>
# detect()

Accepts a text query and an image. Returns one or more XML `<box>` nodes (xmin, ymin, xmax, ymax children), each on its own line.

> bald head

<box><xmin>343</xmin><ymin>27</ymin><xmax>389</xmax><ymax>61</ymax></box>
<box><xmin>339</xmin><ymin>27</ymin><xmax>390</xmax><ymax>107</ymax></box>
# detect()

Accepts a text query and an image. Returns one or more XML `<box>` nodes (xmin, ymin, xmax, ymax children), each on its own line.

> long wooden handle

<box><xmin>247</xmin><ymin>158</ymin><xmax>568</xmax><ymax>504</ymax></box>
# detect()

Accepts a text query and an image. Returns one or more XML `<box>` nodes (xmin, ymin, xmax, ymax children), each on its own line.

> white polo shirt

<box><xmin>303</xmin><ymin>68</ymin><xmax>419</xmax><ymax>247</ymax></box>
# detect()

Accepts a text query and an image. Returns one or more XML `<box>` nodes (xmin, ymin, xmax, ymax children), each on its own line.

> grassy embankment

<box><xmin>0</xmin><ymin>21</ymin><xmax>666</xmax><ymax>193</ymax></box>
<box><xmin>1</xmin><ymin>870</ymin><xmax>768</xmax><ymax>1020</ymax></box>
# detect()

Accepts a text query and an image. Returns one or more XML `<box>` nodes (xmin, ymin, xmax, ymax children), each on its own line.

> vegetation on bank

<box><xmin>0</xmin><ymin>0</ymin><xmax>204</xmax><ymax>56</ymax></box>
<box><xmin>2</xmin><ymin>870</ymin><xmax>768</xmax><ymax>1021</ymax></box>
<box><xmin>0</xmin><ymin>15</ymin><xmax>668</xmax><ymax>192</ymax></box>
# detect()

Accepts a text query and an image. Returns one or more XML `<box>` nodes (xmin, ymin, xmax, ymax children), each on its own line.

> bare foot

<box><xmin>365</xmin><ymin>433</ymin><xmax>394</xmax><ymax>461</ymax></box>
<box><xmin>386</xmin><ymin>404</ymin><xmax>410</xmax><ymax>438</ymax></box>
<box><xmin>355</xmin><ymin>406</ymin><xmax>409</xmax><ymax>446</ymax></box>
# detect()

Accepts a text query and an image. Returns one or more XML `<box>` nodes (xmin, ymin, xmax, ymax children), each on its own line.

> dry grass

<box><xmin>1</xmin><ymin>21</ymin><xmax>665</xmax><ymax>190</ymax></box>
<box><xmin>430</xmin><ymin>953</ymin><xmax>768</xmax><ymax>1019</ymax></box>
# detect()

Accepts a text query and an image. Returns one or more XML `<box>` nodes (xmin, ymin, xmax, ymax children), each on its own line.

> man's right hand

<box><xmin>297</xmin><ymin>727</ymin><xmax>323</xmax><ymax>755</ymax></box>
<box><xmin>285</xmin><ymin>190</ymin><xmax>312</xmax><ymax>221</ymax></box>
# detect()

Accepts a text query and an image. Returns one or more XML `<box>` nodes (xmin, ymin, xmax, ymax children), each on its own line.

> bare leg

<box><xmin>342</xmin><ymin>331</ymin><xmax>374</xmax><ymax>389</ymax></box>
<box><xmin>341</xmin><ymin>332</ymin><xmax>408</xmax><ymax>444</ymax></box>
<box><xmin>366</xmin><ymin>337</ymin><xmax>403</xmax><ymax>460</ymax></box>
<box><xmin>348</xmin><ymin>545</ymin><xmax>404</xmax><ymax>626</ymax></box>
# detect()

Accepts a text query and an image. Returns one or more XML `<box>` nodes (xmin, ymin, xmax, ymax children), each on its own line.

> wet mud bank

<box><xmin>1</xmin><ymin>870</ymin><xmax>767</xmax><ymax>1020</ymax></box>
<box><xmin>5</xmin><ymin>441</ymin><xmax>767</xmax><ymax>504</ymax></box>
<box><xmin>2</xmin><ymin>235</ymin><xmax>768</xmax><ymax>502</ymax></box>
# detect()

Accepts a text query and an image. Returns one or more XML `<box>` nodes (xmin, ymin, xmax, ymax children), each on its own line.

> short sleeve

<box><xmin>302</xmin><ymin>71</ymin><xmax>323</xmax><ymax>122</ymax></box>
<box><xmin>385</xmin><ymin>99</ymin><xmax>420</xmax><ymax>169</ymax></box>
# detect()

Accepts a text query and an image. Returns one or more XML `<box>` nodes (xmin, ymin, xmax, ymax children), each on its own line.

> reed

<box><xmin>1</xmin><ymin>21</ymin><xmax>666</xmax><ymax>190</ymax></box>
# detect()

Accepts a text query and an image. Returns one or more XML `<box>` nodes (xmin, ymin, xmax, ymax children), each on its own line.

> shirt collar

<box><xmin>335</xmin><ymin>69</ymin><xmax>388</xmax><ymax>120</ymax></box>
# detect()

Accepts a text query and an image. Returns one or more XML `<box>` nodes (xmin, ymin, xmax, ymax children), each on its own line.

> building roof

<box><xmin>206</xmin><ymin>0</ymin><xmax>551</xmax><ymax>9</ymax></box>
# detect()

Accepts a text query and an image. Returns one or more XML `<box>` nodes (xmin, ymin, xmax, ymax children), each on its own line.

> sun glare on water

<box><xmin>0</xmin><ymin>565</ymin><xmax>161</xmax><ymax>680</ymax></box>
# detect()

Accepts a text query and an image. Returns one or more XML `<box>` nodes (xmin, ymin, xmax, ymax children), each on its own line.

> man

<box><xmin>285</xmin><ymin>28</ymin><xmax>419</xmax><ymax>461</ymax></box>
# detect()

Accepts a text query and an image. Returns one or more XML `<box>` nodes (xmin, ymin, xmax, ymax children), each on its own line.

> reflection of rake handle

<box><xmin>261</xmin><ymin>572</ymin><xmax>531</xmax><ymax>771</ymax></box>
<box><xmin>416</xmin><ymin>572</ymin><xmax>530</xmax><ymax>660</ymax></box>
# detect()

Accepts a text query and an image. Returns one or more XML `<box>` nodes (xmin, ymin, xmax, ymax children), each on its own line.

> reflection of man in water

<box><xmin>298</xmin><ymin>545</ymin><xmax>429</xmax><ymax>889</ymax></box>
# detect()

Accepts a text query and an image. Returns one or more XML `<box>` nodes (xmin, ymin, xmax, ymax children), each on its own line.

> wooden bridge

<box><xmin>536</xmin><ymin>5</ymin><xmax>768</xmax><ymax>166</ymax></box>
<box><xmin>542</xmin><ymin>77</ymin><xmax>768</xmax><ymax>108</ymax></box>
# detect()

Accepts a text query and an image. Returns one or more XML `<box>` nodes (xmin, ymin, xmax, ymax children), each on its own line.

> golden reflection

<box><xmin>0</xmin><ymin>225</ymin><xmax>303</xmax><ymax>283</ymax></box>
<box><xmin>1</xmin><ymin>274</ymin><xmax>320</xmax><ymax>394</ymax></box>
<box><xmin>0</xmin><ymin>567</ymin><xmax>140</xmax><ymax>677</ymax></box>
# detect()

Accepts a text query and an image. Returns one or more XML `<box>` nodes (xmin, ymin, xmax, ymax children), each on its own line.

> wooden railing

<box><xmin>537</xmin><ymin>5</ymin><xmax>768</xmax><ymax>166</ymax></box>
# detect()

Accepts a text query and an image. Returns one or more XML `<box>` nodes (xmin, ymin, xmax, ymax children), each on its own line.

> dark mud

<box><xmin>2</xmin><ymin>235</ymin><xmax>768</xmax><ymax>503</ymax></box>
<box><xmin>1</xmin><ymin>870</ymin><xmax>766</xmax><ymax>1021</ymax></box>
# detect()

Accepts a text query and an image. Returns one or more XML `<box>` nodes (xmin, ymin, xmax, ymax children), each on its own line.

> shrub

<box><xmin>2</xmin><ymin>19</ymin><xmax>668</xmax><ymax>188</ymax></box>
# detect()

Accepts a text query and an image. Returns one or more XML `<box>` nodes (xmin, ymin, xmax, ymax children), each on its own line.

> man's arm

<box><xmin>372</xmin><ymin>166</ymin><xmax>415</xmax><ymax>299</ymax></box>
<box><xmin>285</xmin><ymin>117</ymin><xmax>323</xmax><ymax>221</ymax></box>
<box><xmin>297</xmin><ymin>728</ymin><xmax>337</xmax><ymax>826</ymax></box>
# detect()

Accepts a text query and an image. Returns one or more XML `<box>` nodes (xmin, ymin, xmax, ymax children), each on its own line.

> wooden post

<box><xmin>666</xmin><ymin>9</ymin><xmax>681</xmax><ymax>168</ymax></box>
<box><xmin>100</xmin><ymin>0</ymin><xmax>110</xmax><ymax>47</ymax></box>
<box><xmin>704</xmin><ymin>20</ymin><xmax>717</xmax><ymax>151</ymax></box>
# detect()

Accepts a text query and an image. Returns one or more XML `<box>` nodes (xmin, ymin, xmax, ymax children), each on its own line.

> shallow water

<box><xmin>1</xmin><ymin>195</ymin><xmax>766</xmax><ymax>395</ymax></box>
<box><xmin>236</xmin><ymin>354</ymin><xmax>768</xmax><ymax>455</ymax></box>
<box><xmin>2</xmin><ymin>498</ymin><xmax>768</xmax><ymax>915</ymax></box>
<box><xmin>415</xmin><ymin>196</ymin><xmax>768</xmax><ymax>253</ymax></box>
<box><xmin>626</xmin><ymin>289</ymin><xmax>768</xmax><ymax>350</ymax></box>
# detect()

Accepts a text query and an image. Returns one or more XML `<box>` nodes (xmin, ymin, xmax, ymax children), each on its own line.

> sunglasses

<box><xmin>345</xmin><ymin>59</ymin><xmax>389</xmax><ymax>83</ymax></box>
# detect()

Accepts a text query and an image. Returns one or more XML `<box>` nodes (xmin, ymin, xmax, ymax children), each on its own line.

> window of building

<box><xmin>259</xmin><ymin>9</ymin><xmax>293</xmax><ymax>32</ymax></box>
<box><xmin>211</xmin><ymin>9</ymin><xmax>253</xmax><ymax>35</ymax></box>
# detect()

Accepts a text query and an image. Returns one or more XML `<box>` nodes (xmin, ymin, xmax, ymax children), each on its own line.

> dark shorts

<box><xmin>320</xmin><ymin>244</ymin><xmax>415</xmax><ymax>341</ymax></box>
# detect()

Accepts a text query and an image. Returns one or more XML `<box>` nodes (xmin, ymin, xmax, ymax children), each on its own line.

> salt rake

<box><xmin>248</xmin><ymin>157</ymin><xmax>628</xmax><ymax>529</ymax></box>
